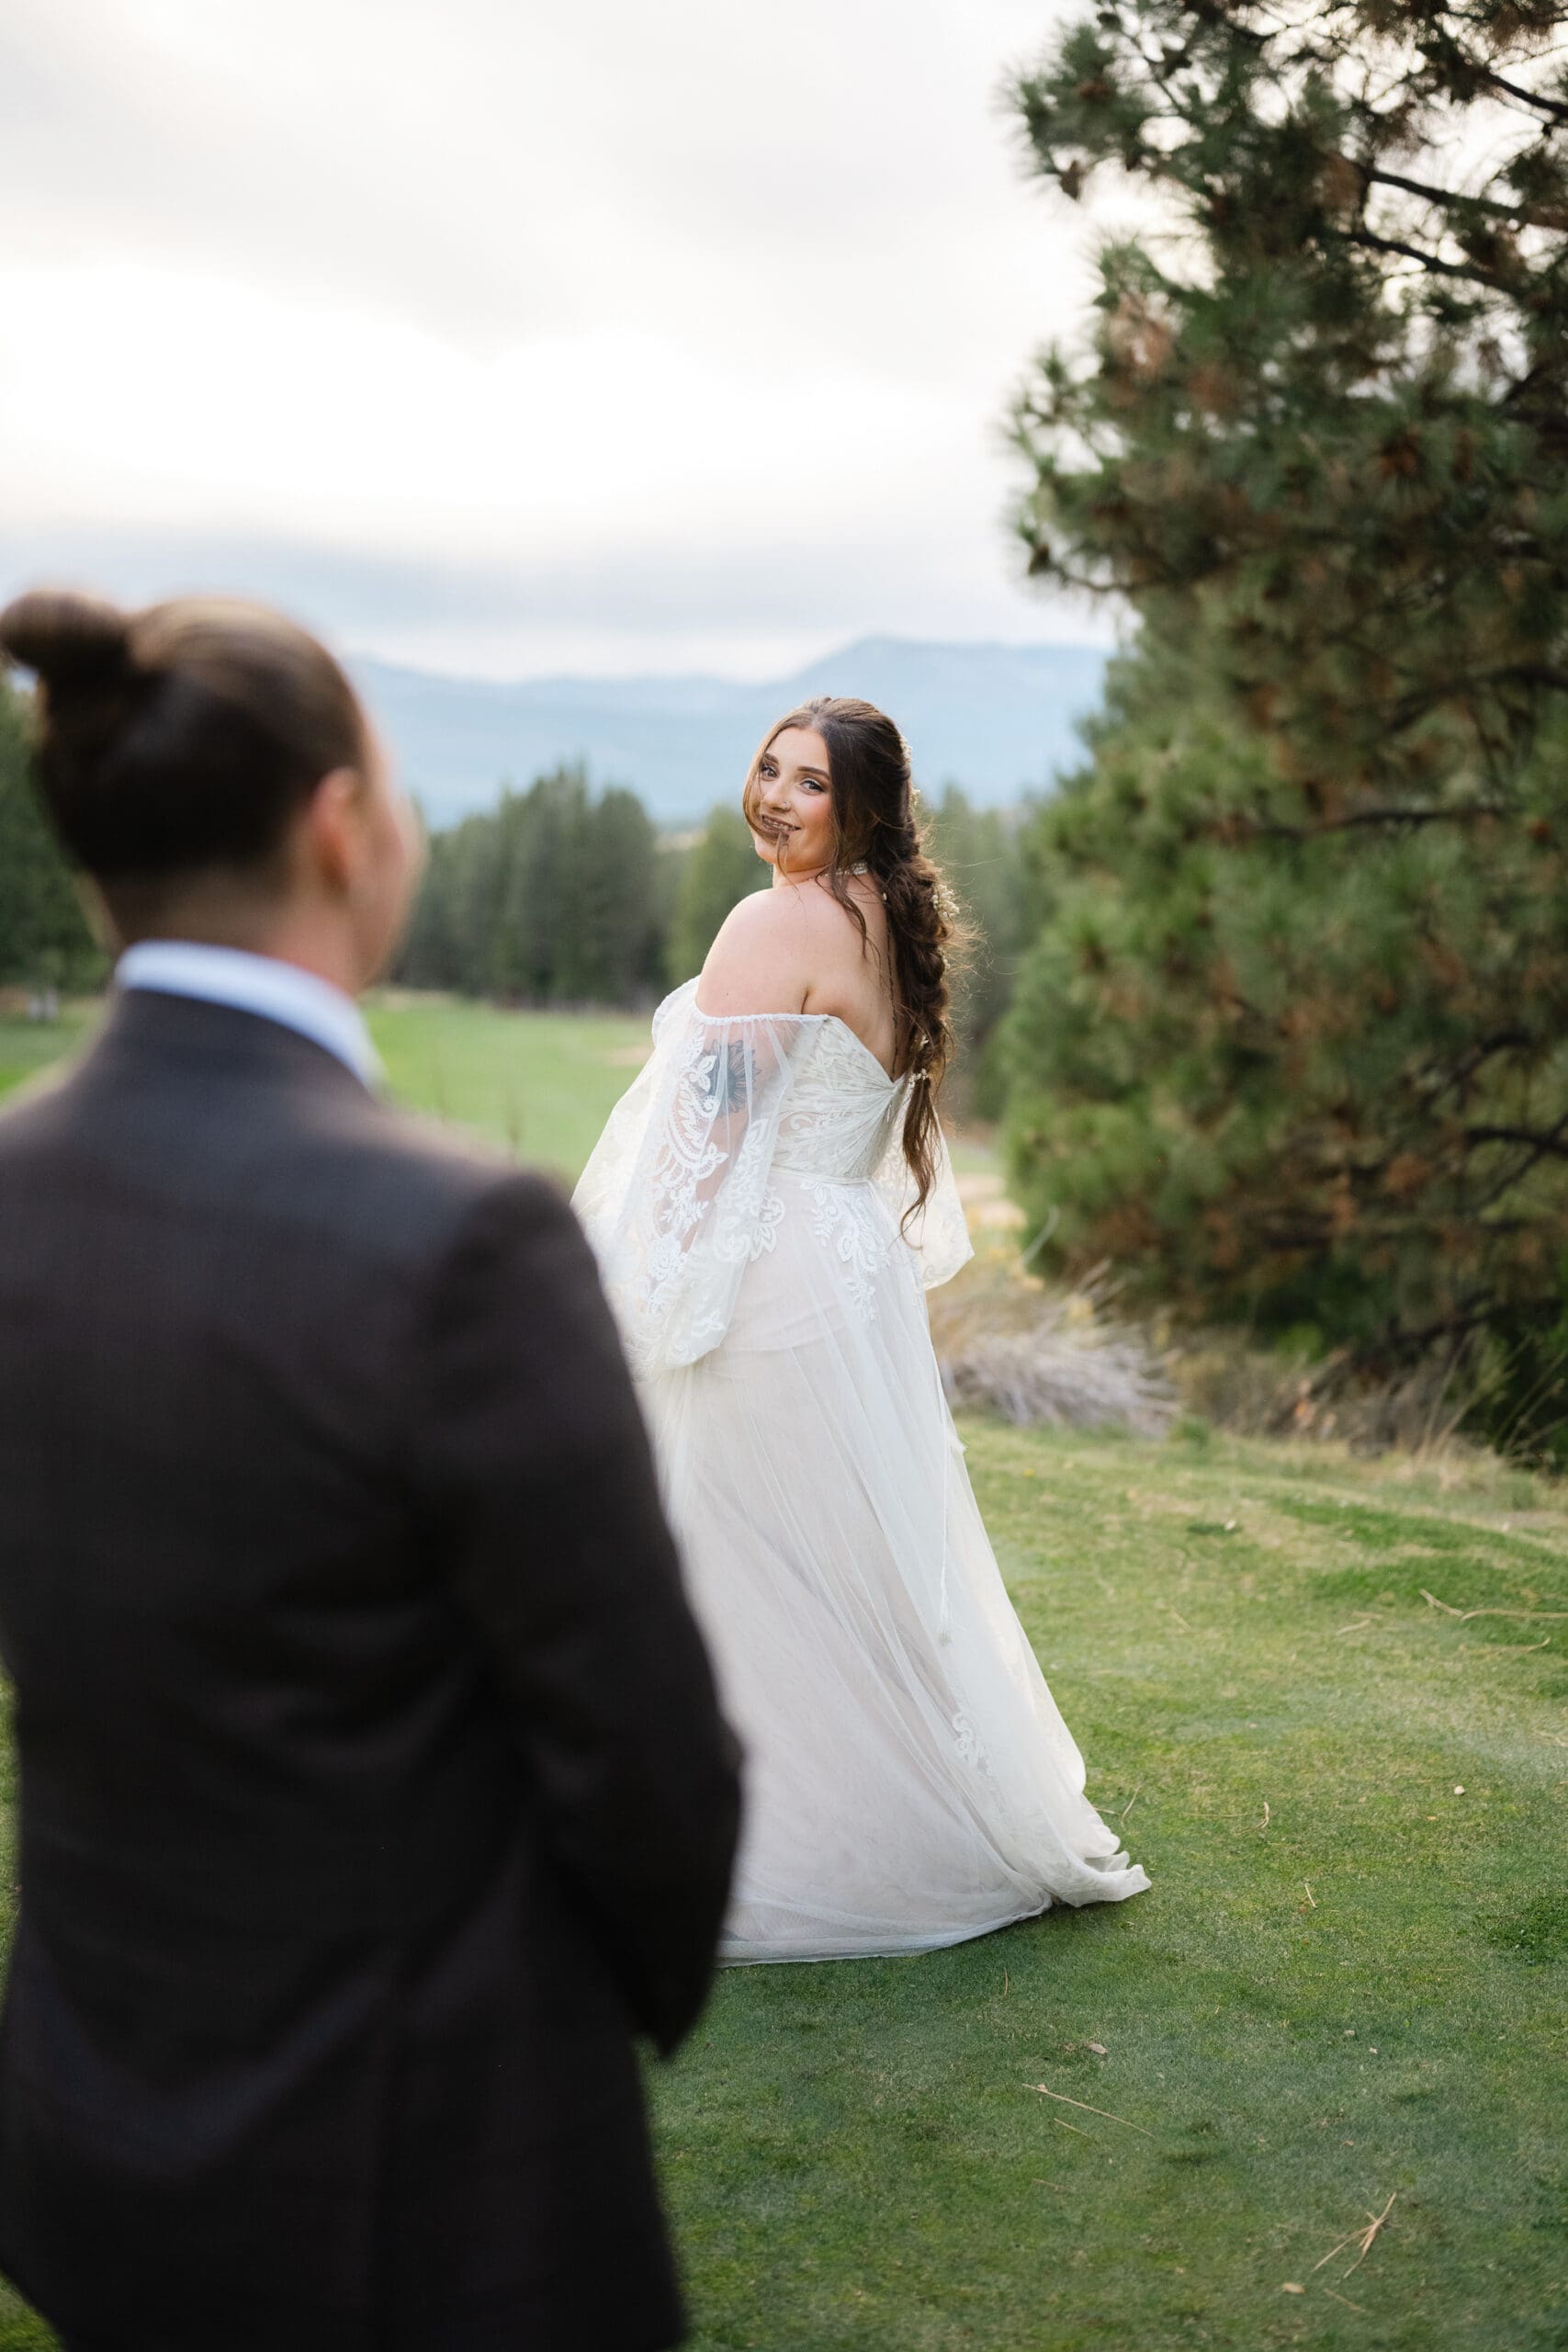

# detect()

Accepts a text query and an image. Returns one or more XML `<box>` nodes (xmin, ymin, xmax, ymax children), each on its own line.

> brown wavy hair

<box><xmin>742</xmin><ymin>694</ymin><xmax>969</xmax><ymax>1228</ymax></box>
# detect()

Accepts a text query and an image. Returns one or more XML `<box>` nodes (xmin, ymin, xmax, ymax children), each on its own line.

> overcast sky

<box><xmin>1</xmin><ymin>0</ymin><xmax>1116</xmax><ymax>679</ymax></box>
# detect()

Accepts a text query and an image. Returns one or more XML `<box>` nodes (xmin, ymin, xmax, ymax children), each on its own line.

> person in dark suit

<box><xmin>0</xmin><ymin>587</ymin><xmax>742</xmax><ymax>2352</ymax></box>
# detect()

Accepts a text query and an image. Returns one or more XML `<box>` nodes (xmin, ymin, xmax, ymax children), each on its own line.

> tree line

<box><xmin>0</xmin><ymin>694</ymin><xmax>1031</xmax><ymax>1091</ymax></box>
<box><xmin>394</xmin><ymin>763</ymin><xmax>1031</xmax><ymax>1095</ymax></box>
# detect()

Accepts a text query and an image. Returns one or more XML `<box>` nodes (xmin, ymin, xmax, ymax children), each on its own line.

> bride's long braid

<box><xmin>743</xmin><ymin>695</ymin><xmax>971</xmax><ymax>1230</ymax></box>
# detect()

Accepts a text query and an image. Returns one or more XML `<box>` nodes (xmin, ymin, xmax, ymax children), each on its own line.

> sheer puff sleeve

<box><xmin>572</xmin><ymin>981</ymin><xmax>815</xmax><ymax>1377</ymax></box>
<box><xmin>872</xmin><ymin>1100</ymin><xmax>975</xmax><ymax>1293</ymax></box>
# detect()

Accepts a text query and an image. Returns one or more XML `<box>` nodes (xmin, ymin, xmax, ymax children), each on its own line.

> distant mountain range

<box><xmin>349</xmin><ymin>637</ymin><xmax>1111</xmax><ymax>829</ymax></box>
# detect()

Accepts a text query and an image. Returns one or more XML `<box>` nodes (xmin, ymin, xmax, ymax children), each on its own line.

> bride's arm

<box><xmin>571</xmin><ymin>902</ymin><xmax>815</xmax><ymax>1374</ymax></box>
<box><xmin>678</xmin><ymin>893</ymin><xmax>810</xmax><ymax>1208</ymax></box>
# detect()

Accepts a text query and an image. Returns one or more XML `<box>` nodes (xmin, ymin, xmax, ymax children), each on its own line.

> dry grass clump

<box><xmin>931</xmin><ymin>1252</ymin><xmax>1179</xmax><ymax>1439</ymax></box>
<box><xmin>940</xmin><ymin>1148</ymin><xmax>1527</xmax><ymax>1464</ymax></box>
<box><xmin>930</xmin><ymin>1237</ymin><xmax>1506</xmax><ymax>1469</ymax></box>
<box><xmin>1168</xmin><ymin>1330</ymin><xmax>1482</xmax><ymax>1459</ymax></box>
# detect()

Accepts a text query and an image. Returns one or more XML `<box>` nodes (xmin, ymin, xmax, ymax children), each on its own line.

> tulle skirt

<box><xmin>638</xmin><ymin>1167</ymin><xmax>1150</xmax><ymax>1964</ymax></box>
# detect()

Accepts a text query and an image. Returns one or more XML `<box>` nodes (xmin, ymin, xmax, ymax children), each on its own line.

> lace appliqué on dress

<box><xmin>952</xmin><ymin>1709</ymin><xmax>994</xmax><ymax>1778</ymax></box>
<box><xmin>634</xmin><ymin>1024</ymin><xmax>787</xmax><ymax>1363</ymax></box>
<box><xmin>807</xmin><ymin>1182</ymin><xmax>897</xmax><ymax>1321</ymax></box>
<box><xmin>571</xmin><ymin>978</ymin><xmax>972</xmax><ymax>1375</ymax></box>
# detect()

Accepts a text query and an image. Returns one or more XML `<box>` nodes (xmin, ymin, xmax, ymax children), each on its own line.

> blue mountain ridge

<box><xmin>348</xmin><ymin>636</ymin><xmax>1111</xmax><ymax>829</ymax></box>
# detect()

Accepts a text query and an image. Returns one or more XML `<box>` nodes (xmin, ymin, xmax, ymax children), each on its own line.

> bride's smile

<box><xmin>747</xmin><ymin>725</ymin><xmax>835</xmax><ymax>879</ymax></box>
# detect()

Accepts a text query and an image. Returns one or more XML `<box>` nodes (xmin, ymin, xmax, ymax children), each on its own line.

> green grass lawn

<box><xmin>1</xmin><ymin>1001</ymin><xmax>1565</xmax><ymax>2349</ymax></box>
<box><xmin>0</xmin><ymin>993</ymin><xmax>654</xmax><ymax>1181</ymax></box>
<box><xmin>656</xmin><ymin>1426</ymin><xmax>1568</xmax><ymax>2351</ymax></box>
<box><xmin>0</xmin><ymin>1010</ymin><xmax>92</xmax><ymax>1105</ymax></box>
<box><xmin>367</xmin><ymin>989</ymin><xmax>655</xmax><ymax>1178</ymax></box>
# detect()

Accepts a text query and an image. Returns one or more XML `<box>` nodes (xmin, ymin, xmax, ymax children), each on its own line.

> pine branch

<box><xmin>1490</xmin><ymin>663</ymin><xmax>1568</xmax><ymax>696</ymax></box>
<box><xmin>1332</xmin><ymin>220</ymin><xmax>1517</xmax><ymax>288</ymax></box>
<box><xmin>1456</xmin><ymin>60</ymin><xmax>1568</xmax><ymax>129</ymax></box>
<box><xmin>1236</xmin><ymin>802</ymin><xmax>1509</xmax><ymax>840</ymax></box>
<box><xmin>1465</xmin><ymin>1117</ymin><xmax>1568</xmax><ymax>1160</ymax></box>
<box><xmin>1362</xmin><ymin>160</ymin><xmax>1568</xmax><ymax>233</ymax></box>
<box><xmin>1418</xmin><ymin>1028</ymin><xmax>1537</xmax><ymax>1109</ymax></box>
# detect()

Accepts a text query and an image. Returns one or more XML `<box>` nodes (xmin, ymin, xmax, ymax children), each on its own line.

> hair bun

<box><xmin>0</xmin><ymin>588</ymin><xmax>132</xmax><ymax>693</ymax></box>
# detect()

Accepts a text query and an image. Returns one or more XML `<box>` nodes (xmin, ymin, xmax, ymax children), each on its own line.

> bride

<box><xmin>572</xmin><ymin>695</ymin><xmax>1149</xmax><ymax>1962</ymax></box>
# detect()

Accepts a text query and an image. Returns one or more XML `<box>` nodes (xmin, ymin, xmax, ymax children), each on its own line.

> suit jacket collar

<box><xmin>115</xmin><ymin>944</ymin><xmax>379</xmax><ymax>1088</ymax></box>
<box><xmin>79</xmin><ymin>986</ymin><xmax>384</xmax><ymax>1102</ymax></box>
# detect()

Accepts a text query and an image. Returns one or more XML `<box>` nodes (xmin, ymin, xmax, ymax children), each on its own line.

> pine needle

<box><xmin>1422</xmin><ymin>1589</ymin><xmax>1568</xmax><ymax>1623</ymax></box>
<box><xmin>1311</xmin><ymin>2192</ymin><xmax>1397</xmax><ymax>2278</ymax></box>
<box><xmin>1026</xmin><ymin>2084</ymin><xmax>1154</xmax><ymax>2136</ymax></box>
<box><xmin>1344</xmin><ymin>2192</ymin><xmax>1397</xmax><ymax>2275</ymax></box>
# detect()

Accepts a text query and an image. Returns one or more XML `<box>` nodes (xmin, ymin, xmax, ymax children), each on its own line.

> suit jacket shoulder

<box><xmin>0</xmin><ymin>989</ymin><xmax>568</xmax><ymax>1284</ymax></box>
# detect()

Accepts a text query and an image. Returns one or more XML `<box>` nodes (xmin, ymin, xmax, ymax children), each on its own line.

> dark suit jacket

<box><xmin>0</xmin><ymin>989</ymin><xmax>741</xmax><ymax>2351</ymax></box>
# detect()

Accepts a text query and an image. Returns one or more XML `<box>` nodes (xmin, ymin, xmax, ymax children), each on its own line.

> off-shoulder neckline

<box><xmin>682</xmin><ymin>977</ymin><xmax>906</xmax><ymax>1089</ymax></box>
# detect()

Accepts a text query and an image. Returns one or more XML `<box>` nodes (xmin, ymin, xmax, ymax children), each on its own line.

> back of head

<box><xmin>0</xmin><ymin>588</ymin><xmax>367</xmax><ymax>921</ymax></box>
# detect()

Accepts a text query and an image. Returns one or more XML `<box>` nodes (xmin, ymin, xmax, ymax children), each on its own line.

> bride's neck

<box><xmin>770</xmin><ymin>861</ymin><xmax>868</xmax><ymax>891</ymax></box>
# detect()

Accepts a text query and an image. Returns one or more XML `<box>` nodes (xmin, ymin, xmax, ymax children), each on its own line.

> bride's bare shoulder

<box><xmin>803</xmin><ymin>870</ymin><xmax>892</xmax><ymax>967</ymax></box>
<box><xmin>698</xmin><ymin>886</ymin><xmax>814</xmax><ymax>1015</ymax></box>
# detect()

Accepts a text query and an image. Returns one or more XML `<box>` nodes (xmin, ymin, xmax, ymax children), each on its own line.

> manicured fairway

<box><xmin>0</xmin><ymin>1011</ymin><xmax>91</xmax><ymax>1106</ymax></box>
<box><xmin>0</xmin><ymin>993</ymin><xmax>653</xmax><ymax>1182</ymax></box>
<box><xmin>367</xmin><ymin>990</ymin><xmax>654</xmax><ymax>1179</ymax></box>
<box><xmin>653</xmin><ymin>1424</ymin><xmax>1568</xmax><ymax>2351</ymax></box>
<box><xmin>0</xmin><ymin>1002</ymin><xmax>1563</xmax><ymax>2349</ymax></box>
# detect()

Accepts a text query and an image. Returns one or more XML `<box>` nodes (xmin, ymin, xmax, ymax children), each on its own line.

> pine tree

<box><xmin>926</xmin><ymin>786</ymin><xmax>1033</xmax><ymax>1110</ymax></box>
<box><xmin>394</xmin><ymin>768</ymin><xmax>677</xmax><ymax>1005</ymax></box>
<box><xmin>665</xmin><ymin>807</ymin><xmax>765</xmax><ymax>985</ymax></box>
<box><xmin>1002</xmin><ymin>1</ymin><xmax>1568</xmax><ymax>1442</ymax></box>
<box><xmin>447</xmin><ymin>808</ymin><xmax>512</xmax><ymax>997</ymax></box>
<box><xmin>491</xmin><ymin>770</ymin><xmax>590</xmax><ymax>1001</ymax></box>
<box><xmin>566</xmin><ymin>787</ymin><xmax>665</xmax><ymax>1003</ymax></box>
<box><xmin>0</xmin><ymin>677</ymin><xmax>102</xmax><ymax>998</ymax></box>
<box><xmin>393</xmin><ymin>804</ymin><xmax>459</xmax><ymax>989</ymax></box>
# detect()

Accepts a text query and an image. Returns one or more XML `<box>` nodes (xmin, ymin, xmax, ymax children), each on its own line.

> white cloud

<box><xmin>0</xmin><ymin>0</ymin><xmax>1113</xmax><ymax>675</ymax></box>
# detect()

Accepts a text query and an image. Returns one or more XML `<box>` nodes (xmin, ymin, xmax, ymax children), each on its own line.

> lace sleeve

<box><xmin>872</xmin><ymin>1103</ymin><xmax>975</xmax><ymax>1292</ymax></box>
<box><xmin>572</xmin><ymin>983</ymin><xmax>808</xmax><ymax>1376</ymax></box>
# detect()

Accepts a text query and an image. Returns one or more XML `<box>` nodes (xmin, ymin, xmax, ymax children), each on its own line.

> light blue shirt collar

<box><xmin>115</xmin><ymin>942</ymin><xmax>380</xmax><ymax>1090</ymax></box>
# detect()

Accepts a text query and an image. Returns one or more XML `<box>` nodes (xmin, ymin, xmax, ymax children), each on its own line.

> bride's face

<box><xmin>748</xmin><ymin>726</ymin><xmax>834</xmax><ymax>876</ymax></box>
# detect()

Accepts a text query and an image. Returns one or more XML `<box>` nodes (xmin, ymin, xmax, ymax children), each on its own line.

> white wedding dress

<box><xmin>572</xmin><ymin>978</ymin><xmax>1150</xmax><ymax>1962</ymax></box>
